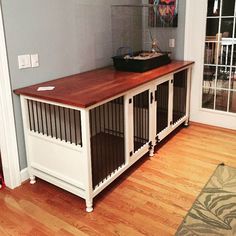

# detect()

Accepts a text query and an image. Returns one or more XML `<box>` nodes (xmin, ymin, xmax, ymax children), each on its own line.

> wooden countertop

<box><xmin>15</xmin><ymin>60</ymin><xmax>194</xmax><ymax>108</ymax></box>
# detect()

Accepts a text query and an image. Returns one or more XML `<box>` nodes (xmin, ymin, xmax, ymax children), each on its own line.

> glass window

<box><xmin>229</xmin><ymin>91</ymin><xmax>236</xmax><ymax>112</ymax></box>
<box><xmin>222</xmin><ymin>0</ymin><xmax>235</xmax><ymax>16</ymax></box>
<box><xmin>202</xmin><ymin>0</ymin><xmax>236</xmax><ymax>114</ymax></box>
<box><xmin>206</xmin><ymin>18</ymin><xmax>219</xmax><ymax>37</ymax></box>
<box><xmin>202</xmin><ymin>88</ymin><xmax>215</xmax><ymax>109</ymax></box>
<box><xmin>215</xmin><ymin>89</ymin><xmax>228</xmax><ymax>111</ymax></box>
<box><xmin>219</xmin><ymin>43</ymin><xmax>234</xmax><ymax>66</ymax></box>
<box><xmin>220</xmin><ymin>18</ymin><xmax>234</xmax><ymax>37</ymax></box>
<box><xmin>203</xmin><ymin>65</ymin><xmax>216</xmax><ymax>85</ymax></box>
<box><xmin>230</xmin><ymin>68</ymin><xmax>236</xmax><ymax>89</ymax></box>
<box><xmin>207</xmin><ymin>0</ymin><xmax>221</xmax><ymax>16</ymax></box>
<box><xmin>216</xmin><ymin>66</ymin><xmax>230</xmax><ymax>88</ymax></box>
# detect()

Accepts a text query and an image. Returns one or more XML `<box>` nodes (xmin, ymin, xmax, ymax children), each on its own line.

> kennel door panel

<box><xmin>173</xmin><ymin>69</ymin><xmax>188</xmax><ymax>124</ymax></box>
<box><xmin>89</xmin><ymin>96</ymin><xmax>125</xmax><ymax>189</ymax></box>
<box><xmin>132</xmin><ymin>89</ymin><xmax>150</xmax><ymax>153</ymax></box>
<box><xmin>156</xmin><ymin>81</ymin><xmax>169</xmax><ymax>135</ymax></box>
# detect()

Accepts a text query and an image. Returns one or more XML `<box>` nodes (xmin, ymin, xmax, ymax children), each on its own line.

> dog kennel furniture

<box><xmin>15</xmin><ymin>60</ymin><xmax>193</xmax><ymax>212</ymax></box>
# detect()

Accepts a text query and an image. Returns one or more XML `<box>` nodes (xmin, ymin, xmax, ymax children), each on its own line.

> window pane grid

<box><xmin>202</xmin><ymin>0</ymin><xmax>236</xmax><ymax>114</ymax></box>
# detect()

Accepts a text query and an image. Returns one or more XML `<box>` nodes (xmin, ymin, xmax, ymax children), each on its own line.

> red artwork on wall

<box><xmin>149</xmin><ymin>0</ymin><xmax>178</xmax><ymax>27</ymax></box>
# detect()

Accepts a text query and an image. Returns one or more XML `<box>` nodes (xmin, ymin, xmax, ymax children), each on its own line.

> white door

<box><xmin>185</xmin><ymin>0</ymin><xmax>236</xmax><ymax>130</ymax></box>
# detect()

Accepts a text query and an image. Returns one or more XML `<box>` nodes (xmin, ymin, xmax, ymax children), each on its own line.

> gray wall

<box><xmin>111</xmin><ymin>0</ymin><xmax>186</xmax><ymax>59</ymax></box>
<box><xmin>111</xmin><ymin>5</ymin><xmax>143</xmax><ymax>56</ymax></box>
<box><xmin>1</xmin><ymin>0</ymin><xmax>186</xmax><ymax>170</ymax></box>
<box><xmin>142</xmin><ymin>0</ymin><xmax>186</xmax><ymax>59</ymax></box>
<box><xmin>2</xmin><ymin>0</ymin><xmax>113</xmax><ymax>169</ymax></box>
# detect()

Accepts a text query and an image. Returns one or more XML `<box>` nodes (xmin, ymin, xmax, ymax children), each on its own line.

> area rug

<box><xmin>176</xmin><ymin>163</ymin><xmax>236</xmax><ymax>236</ymax></box>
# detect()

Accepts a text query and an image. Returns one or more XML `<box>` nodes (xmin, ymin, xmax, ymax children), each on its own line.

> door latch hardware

<box><xmin>150</xmin><ymin>92</ymin><xmax>154</xmax><ymax>104</ymax></box>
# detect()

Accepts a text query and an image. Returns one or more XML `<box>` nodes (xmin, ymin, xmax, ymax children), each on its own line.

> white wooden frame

<box><xmin>0</xmin><ymin>4</ymin><xmax>21</xmax><ymax>188</ymax></box>
<box><xmin>126</xmin><ymin>83</ymin><xmax>153</xmax><ymax>160</ymax></box>
<box><xmin>154</xmin><ymin>74</ymin><xmax>173</xmax><ymax>141</ymax></box>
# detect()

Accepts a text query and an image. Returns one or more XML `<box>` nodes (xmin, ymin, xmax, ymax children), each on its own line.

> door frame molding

<box><xmin>0</xmin><ymin>4</ymin><xmax>21</xmax><ymax>188</ymax></box>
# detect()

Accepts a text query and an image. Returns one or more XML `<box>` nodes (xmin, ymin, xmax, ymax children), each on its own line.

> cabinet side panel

<box><xmin>28</xmin><ymin>135</ymin><xmax>85</xmax><ymax>189</ymax></box>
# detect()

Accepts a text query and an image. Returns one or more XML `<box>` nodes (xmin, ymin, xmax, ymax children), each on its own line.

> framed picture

<box><xmin>149</xmin><ymin>0</ymin><xmax>178</xmax><ymax>27</ymax></box>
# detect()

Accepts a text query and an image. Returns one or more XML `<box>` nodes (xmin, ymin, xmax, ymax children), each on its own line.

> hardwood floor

<box><xmin>1</xmin><ymin>122</ymin><xmax>236</xmax><ymax>236</ymax></box>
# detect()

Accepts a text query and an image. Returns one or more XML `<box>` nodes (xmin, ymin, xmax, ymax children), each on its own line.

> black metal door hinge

<box><xmin>129</xmin><ymin>98</ymin><xmax>132</xmax><ymax>104</ymax></box>
<box><xmin>170</xmin><ymin>121</ymin><xmax>173</xmax><ymax>125</ymax></box>
<box><xmin>156</xmin><ymin>136</ymin><xmax>160</xmax><ymax>143</ymax></box>
<box><xmin>149</xmin><ymin>141</ymin><xmax>153</xmax><ymax>150</ymax></box>
<box><xmin>130</xmin><ymin>151</ymin><xmax>133</xmax><ymax>157</ymax></box>
<box><xmin>150</xmin><ymin>92</ymin><xmax>154</xmax><ymax>104</ymax></box>
<box><xmin>155</xmin><ymin>90</ymin><xmax>158</xmax><ymax>101</ymax></box>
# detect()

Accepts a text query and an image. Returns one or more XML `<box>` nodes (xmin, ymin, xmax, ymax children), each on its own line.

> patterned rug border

<box><xmin>175</xmin><ymin>162</ymin><xmax>227</xmax><ymax>235</ymax></box>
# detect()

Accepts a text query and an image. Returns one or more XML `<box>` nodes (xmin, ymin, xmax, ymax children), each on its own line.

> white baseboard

<box><xmin>20</xmin><ymin>168</ymin><xmax>29</xmax><ymax>183</ymax></box>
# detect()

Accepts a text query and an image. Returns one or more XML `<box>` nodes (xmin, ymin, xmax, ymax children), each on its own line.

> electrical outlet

<box><xmin>169</xmin><ymin>39</ymin><xmax>175</xmax><ymax>48</ymax></box>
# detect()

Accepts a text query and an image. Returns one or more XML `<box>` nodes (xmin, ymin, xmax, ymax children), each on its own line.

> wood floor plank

<box><xmin>1</xmin><ymin>122</ymin><xmax>236</xmax><ymax>235</ymax></box>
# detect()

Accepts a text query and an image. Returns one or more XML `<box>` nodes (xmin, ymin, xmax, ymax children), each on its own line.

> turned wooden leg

<box><xmin>30</xmin><ymin>175</ymin><xmax>36</xmax><ymax>184</ymax></box>
<box><xmin>184</xmin><ymin>119</ymin><xmax>189</xmax><ymax>127</ymax></box>
<box><xmin>149</xmin><ymin>146</ymin><xmax>154</xmax><ymax>157</ymax></box>
<box><xmin>86</xmin><ymin>199</ymin><xmax>93</xmax><ymax>213</ymax></box>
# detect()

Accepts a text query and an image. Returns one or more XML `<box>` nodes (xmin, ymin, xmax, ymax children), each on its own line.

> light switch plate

<box><xmin>31</xmin><ymin>54</ymin><xmax>39</xmax><ymax>67</ymax></box>
<box><xmin>18</xmin><ymin>54</ymin><xmax>31</xmax><ymax>69</ymax></box>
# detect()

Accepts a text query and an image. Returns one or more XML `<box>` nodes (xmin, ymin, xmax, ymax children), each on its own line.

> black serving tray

<box><xmin>112</xmin><ymin>51</ymin><xmax>171</xmax><ymax>72</ymax></box>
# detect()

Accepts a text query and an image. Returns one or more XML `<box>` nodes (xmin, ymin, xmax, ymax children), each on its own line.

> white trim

<box><xmin>183</xmin><ymin>0</ymin><xmax>191</xmax><ymax>61</ymax></box>
<box><xmin>184</xmin><ymin>0</ymin><xmax>207</xmax><ymax>61</ymax></box>
<box><xmin>0</xmin><ymin>5</ymin><xmax>21</xmax><ymax>188</ymax></box>
<box><xmin>80</xmin><ymin>109</ymin><xmax>93</xmax><ymax>212</ymax></box>
<box><xmin>20</xmin><ymin>168</ymin><xmax>29</xmax><ymax>183</ymax></box>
